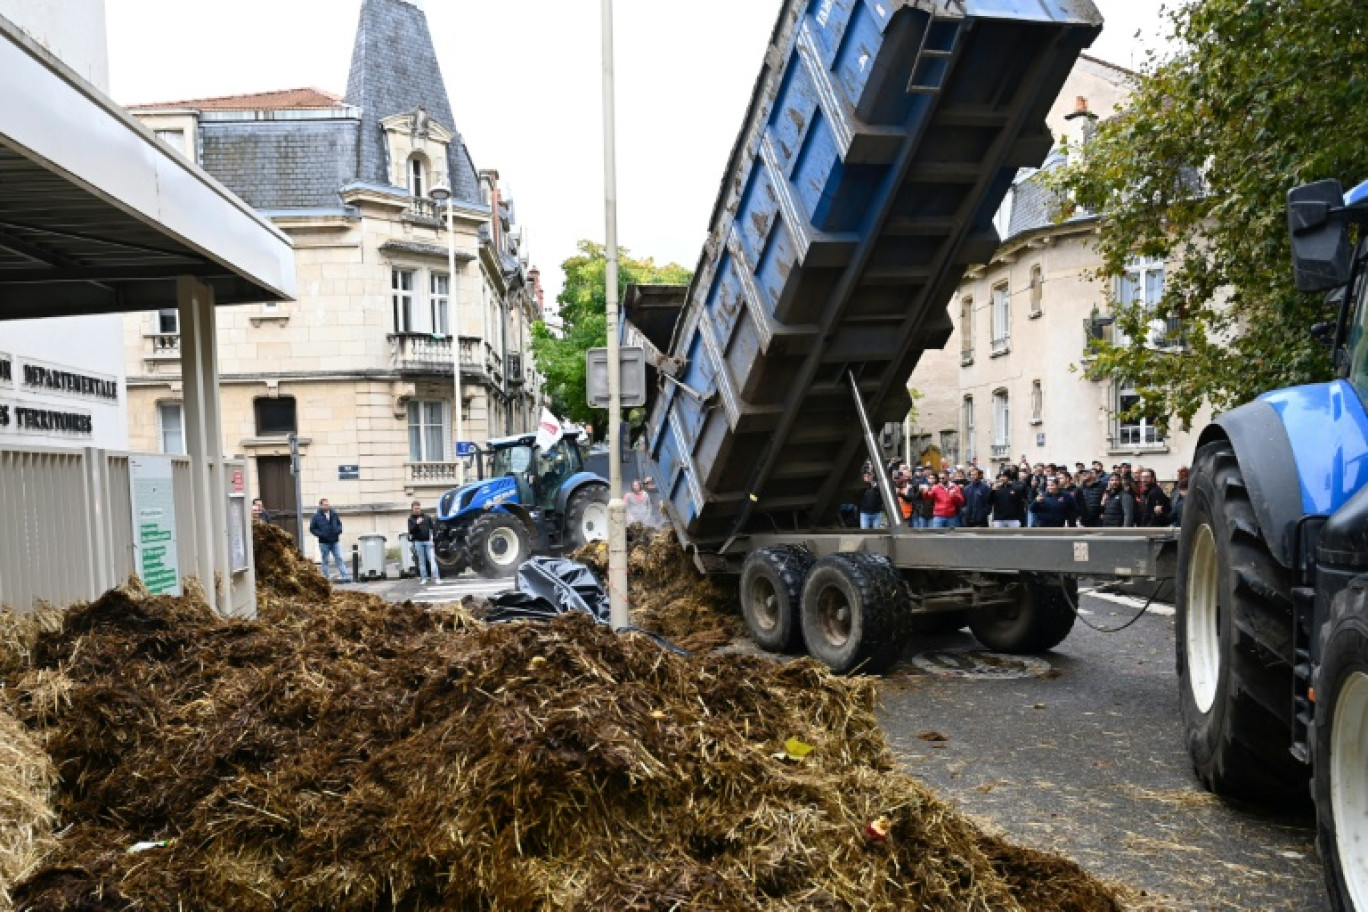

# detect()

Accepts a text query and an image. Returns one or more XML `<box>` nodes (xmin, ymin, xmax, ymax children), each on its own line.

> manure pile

<box><xmin>574</xmin><ymin>526</ymin><xmax>743</xmax><ymax>653</ymax></box>
<box><xmin>0</xmin><ymin>524</ymin><xmax>1137</xmax><ymax>911</ymax></box>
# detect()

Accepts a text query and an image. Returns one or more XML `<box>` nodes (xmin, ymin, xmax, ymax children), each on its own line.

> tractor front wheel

<box><xmin>469</xmin><ymin>513</ymin><xmax>532</xmax><ymax>578</ymax></box>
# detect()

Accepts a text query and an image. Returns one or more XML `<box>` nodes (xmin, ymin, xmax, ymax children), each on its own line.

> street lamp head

<box><xmin>429</xmin><ymin>181</ymin><xmax>452</xmax><ymax>202</ymax></box>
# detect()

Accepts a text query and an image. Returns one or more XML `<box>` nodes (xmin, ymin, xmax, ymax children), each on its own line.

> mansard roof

<box><xmin>345</xmin><ymin>0</ymin><xmax>482</xmax><ymax>207</ymax></box>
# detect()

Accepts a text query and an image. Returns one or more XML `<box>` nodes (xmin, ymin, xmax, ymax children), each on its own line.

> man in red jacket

<box><xmin>921</xmin><ymin>471</ymin><xmax>965</xmax><ymax>529</ymax></box>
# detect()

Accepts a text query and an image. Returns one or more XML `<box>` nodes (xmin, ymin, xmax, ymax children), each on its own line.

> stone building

<box><xmin>905</xmin><ymin>55</ymin><xmax>1210</xmax><ymax>482</ymax></box>
<box><xmin>123</xmin><ymin>0</ymin><xmax>546</xmax><ymax>546</ymax></box>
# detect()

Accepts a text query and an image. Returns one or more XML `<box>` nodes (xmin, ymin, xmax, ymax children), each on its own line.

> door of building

<box><xmin>257</xmin><ymin>456</ymin><xmax>299</xmax><ymax>544</ymax></box>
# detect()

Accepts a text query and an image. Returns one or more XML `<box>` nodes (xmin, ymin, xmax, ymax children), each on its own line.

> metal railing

<box><xmin>1084</xmin><ymin>316</ymin><xmax>1184</xmax><ymax>352</ymax></box>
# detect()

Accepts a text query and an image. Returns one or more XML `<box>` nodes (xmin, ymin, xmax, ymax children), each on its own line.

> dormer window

<box><xmin>381</xmin><ymin>110</ymin><xmax>453</xmax><ymax>196</ymax></box>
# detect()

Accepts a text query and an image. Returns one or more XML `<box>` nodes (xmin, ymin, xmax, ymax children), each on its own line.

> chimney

<box><xmin>1064</xmin><ymin>96</ymin><xmax>1095</xmax><ymax>121</ymax></box>
<box><xmin>479</xmin><ymin>168</ymin><xmax>502</xmax><ymax>253</ymax></box>
<box><xmin>528</xmin><ymin>266</ymin><xmax>544</xmax><ymax>316</ymax></box>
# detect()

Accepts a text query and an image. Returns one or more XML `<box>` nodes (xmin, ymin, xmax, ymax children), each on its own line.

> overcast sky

<box><xmin>106</xmin><ymin>0</ymin><xmax>1170</xmax><ymax>305</ymax></box>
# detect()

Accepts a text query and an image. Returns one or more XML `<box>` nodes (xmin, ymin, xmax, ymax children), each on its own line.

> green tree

<box><xmin>1051</xmin><ymin>0</ymin><xmax>1368</xmax><ymax>430</ymax></box>
<box><xmin>531</xmin><ymin>241</ymin><xmax>692</xmax><ymax>431</ymax></box>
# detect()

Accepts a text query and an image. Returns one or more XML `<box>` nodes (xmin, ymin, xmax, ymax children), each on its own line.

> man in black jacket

<box><xmin>407</xmin><ymin>500</ymin><xmax>439</xmax><ymax>584</ymax></box>
<box><xmin>857</xmin><ymin>470</ymin><xmax>885</xmax><ymax>529</ymax></box>
<box><xmin>309</xmin><ymin>498</ymin><xmax>351</xmax><ymax>582</ymax></box>
<box><xmin>988</xmin><ymin>470</ymin><xmax>1028</xmax><ymax>527</ymax></box>
<box><xmin>1073</xmin><ymin>468</ymin><xmax>1106</xmax><ymax>527</ymax></box>
<box><xmin>960</xmin><ymin>468</ymin><xmax>992</xmax><ymax>528</ymax></box>
<box><xmin>1135</xmin><ymin>469</ymin><xmax>1172</xmax><ymax>527</ymax></box>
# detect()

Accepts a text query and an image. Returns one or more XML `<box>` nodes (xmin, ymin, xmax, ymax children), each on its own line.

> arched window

<box><xmin>407</xmin><ymin>154</ymin><xmax>428</xmax><ymax>198</ymax></box>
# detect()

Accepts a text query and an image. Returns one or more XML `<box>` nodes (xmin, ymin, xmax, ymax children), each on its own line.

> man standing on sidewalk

<box><xmin>407</xmin><ymin>500</ymin><xmax>439</xmax><ymax>584</ymax></box>
<box><xmin>309</xmin><ymin>498</ymin><xmax>351</xmax><ymax>582</ymax></box>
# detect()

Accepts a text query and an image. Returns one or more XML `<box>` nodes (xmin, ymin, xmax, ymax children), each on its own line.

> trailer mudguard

<box><xmin>1200</xmin><ymin>379</ymin><xmax>1368</xmax><ymax>567</ymax></box>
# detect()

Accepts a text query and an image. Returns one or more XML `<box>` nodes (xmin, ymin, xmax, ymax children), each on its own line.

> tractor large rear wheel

<box><xmin>564</xmin><ymin>484</ymin><xmax>609</xmax><ymax>551</ymax></box>
<box><xmin>469</xmin><ymin>513</ymin><xmax>532</xmax><ymax>579</ymax></box>
<box><xmin>1313</xmin><ymin>577</ymin><xmax>1368</xmax><ymax>912</ymax></box>
<box><xmin>800</xmin><ymin>552</ymin><xmax>909</xmax><ymax>675</ymax></box>
<box><xmin>1175</xmin><ymin>441</ymin><xmax>1305</xmax><ymax>804</ymax></box>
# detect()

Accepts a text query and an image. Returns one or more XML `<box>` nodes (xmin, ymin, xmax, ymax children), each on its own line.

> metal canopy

<box><xmin>0</xmin><ymin>15</ymin><xmax>295</xmax><ymax>321</ymax></box>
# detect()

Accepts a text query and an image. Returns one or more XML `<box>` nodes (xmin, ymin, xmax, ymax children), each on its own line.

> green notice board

<box><xmin>130</xmin><ymin>455</ymin><xmax>181</xmax><ymax>596</ymax></box>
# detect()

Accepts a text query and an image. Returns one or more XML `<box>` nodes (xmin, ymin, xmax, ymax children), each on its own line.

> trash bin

<box><xmin>358</xmin><ymin>533</ymin><xmax>387</xmax><ymax>581</ymax></box>
<box><xmin>398</xmin><ymin>533</ymin><xmax>416</xmax><ymax>578</ymax></box>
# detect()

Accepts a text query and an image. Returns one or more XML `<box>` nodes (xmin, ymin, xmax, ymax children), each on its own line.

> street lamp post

<box><xmin>430</xmin><ymin>180</ymin><xmax>465</xmax><ymax>486</ymax></box>
<box><xmin>601</xmin><ymin>0</ymin><xmax>629</xmax><ymax>630</ymax></box>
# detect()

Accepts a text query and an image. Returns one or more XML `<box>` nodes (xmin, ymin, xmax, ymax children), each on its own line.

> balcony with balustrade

<box><xmin>141</xmin><ymin>332</ymin><xmax>181</xmax><ymax>371</ymax></box>
<box><xmin>388</xmin><ymin>334</ymin><xmax>503</xmax><ymax>383</ymax></box>
<box><xmin>405</xmin><ymin>460</ymin><xmax>471</xmax><ymax>492</ymax></box>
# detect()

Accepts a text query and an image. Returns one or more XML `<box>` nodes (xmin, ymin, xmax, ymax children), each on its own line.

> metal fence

<box><xmin>0</xmin><ymin>445</ymin><xmax>192</xmax><ymax>614</ymax></box>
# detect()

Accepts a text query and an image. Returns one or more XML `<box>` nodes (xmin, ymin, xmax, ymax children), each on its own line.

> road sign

<box><xmin>456</xmin><ymin>441</ymin><xmax>476</xmax><ymax>457</ymax></box>
<box><xmin>586</xmin><ymin>346</ymin><xmax>646</xmax><ymax>408</ymax></box>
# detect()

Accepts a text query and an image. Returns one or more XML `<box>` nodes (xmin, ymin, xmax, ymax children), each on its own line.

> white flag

<box><xmin>535</xmin><ymin>408</ymin><xmax>564</xmax><ymax>451</ymax></box>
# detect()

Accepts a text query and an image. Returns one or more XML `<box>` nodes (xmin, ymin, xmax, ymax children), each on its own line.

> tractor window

<box><xmin>490</xmin><ymin>445</ymin><xmax>534</xmax><ymax>477</ymax></box>
<box><xmin>1350</xmin><ymin>258</ymin><xmax>1368</xmax><ymax>405</ymax></box>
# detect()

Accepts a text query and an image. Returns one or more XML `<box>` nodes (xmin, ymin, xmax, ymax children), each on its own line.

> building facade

<box><xmin>0</xmin><ymin>0</ymin><xmax>129</xmax><ymax>452</ymax></box>
<box><xmin>906</xmin><ymin>55</ymin><xmax>1209</xmax><ymax>482</ymax></box>
<box><xmin>123</xmin><ymin>0</ymin><xmax>546</xmax><ymax>547</ymax></box>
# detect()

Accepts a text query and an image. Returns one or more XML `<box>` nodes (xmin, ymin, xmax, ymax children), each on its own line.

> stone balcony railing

<box><xmin>388</xmin><ymin>334</ymin><xmax>486</xmax><ymax>376</ymax></box>
<box><xmin>406</xmin><ymin>461</ymin><xmax>469</xmax><ymax>487</ymax></box>
<box><xmin>404</xmin><ymin>197</ymin><xmax>443</xmax><ymax>224</ymax></box>
<box><xmin>142</xmin><ymin>333</ymin><xmax>181</xmax><ymax>369</ymax></box>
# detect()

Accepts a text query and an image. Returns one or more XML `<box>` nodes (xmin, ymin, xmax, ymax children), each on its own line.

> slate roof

<box><xmin>345</xmin><ymin>0</ymin><xmax>483</xmax><ymax>207</ymax></box>
<box><xmin>201</xmin><ymin>119</ymin><xmax>360</xmax><ymax>211</ymax></box>
<box><xmin>131</xmin><ymin>87</ymin><xmax>346</xmax><ymax>111</ymax></box>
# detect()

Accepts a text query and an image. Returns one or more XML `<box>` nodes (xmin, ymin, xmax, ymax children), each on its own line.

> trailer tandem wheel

<box><xmin>1176</xmin><ymin>441</ymin><xmax>1305</xmax><ymax>803</ymax></box>
<box><xmin>967</xmin><ymin>573</ymin><xmax>1076</xmax><ymax>653</ymax></box>
<box><xmin>799</xmin><ymin>552</ymin><xmax>910</xmax><ymax>675</ymax></box>
<box><xmin>1314</xmin><ymin>576</ymin><xmax>1368</xmax><ymax>912</ymax></box>
<box><xmin>740</xmin><ymin>545</ymin><xmax>814</xmax><ymax>653</ymax></box>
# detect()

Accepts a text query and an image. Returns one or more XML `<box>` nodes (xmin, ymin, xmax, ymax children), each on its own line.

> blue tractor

<box><xmin>432</xmin><ymin>428</ymin><xmax>610</xmax><ymax>578</ymax></box>
<box><xmin>1176</xmin><ymin>177</ymin><xmax>1368</xmax><ymax>911</ymax></box>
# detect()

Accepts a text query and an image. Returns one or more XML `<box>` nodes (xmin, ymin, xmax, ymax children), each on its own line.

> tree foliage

<box><xmin>1052</xmin><ymin>0</ymin><xmax>1368</xmax><ymax>429</ymax></box>
<box><xmin>530</xmin><ymin>241</ymin><xmax>692</xmax><ymax>431</ymax></box>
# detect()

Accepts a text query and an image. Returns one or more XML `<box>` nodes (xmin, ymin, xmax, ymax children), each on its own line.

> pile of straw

<box><xmin>2</xmin><ymin>523</ymin><xmax>1132</xmax><ymax>910</ymax></box>
<box><xmin>0</xmin><ymin>707</ymin><xmax>57</xmax><ymax>912</ymax></box>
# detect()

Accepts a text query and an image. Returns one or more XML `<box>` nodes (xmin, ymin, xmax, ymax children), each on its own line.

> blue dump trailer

<box><xmin>624</xmin><ymin>0</ymin><xmax>1179</xmax><ymax>675</ymax></box>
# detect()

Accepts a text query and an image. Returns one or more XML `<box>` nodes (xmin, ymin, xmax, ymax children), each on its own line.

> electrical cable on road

<box><xmin>1056</xmin><ymin>573</ymin><xmax>1164</xmax><ymax>634</ymax></box>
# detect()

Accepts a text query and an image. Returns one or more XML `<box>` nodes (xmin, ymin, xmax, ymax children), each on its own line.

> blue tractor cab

<box><xmin>432</xmin><ymin>428</ymin><xmax>610</xmax><ymax>578</ymax></box>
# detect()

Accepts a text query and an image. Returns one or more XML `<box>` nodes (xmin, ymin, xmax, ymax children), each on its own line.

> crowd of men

<box><xmin>857</xmin><ymin>457</ymin><xmax>1188</xmax><ymax>530</ymax></box>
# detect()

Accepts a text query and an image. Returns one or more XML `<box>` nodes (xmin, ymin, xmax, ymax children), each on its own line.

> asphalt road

<box><xmin>876</xmin><ymin>587</ymin><xmax>1329</xmax><ymax>912</ymax></box>
<box><xmin>350</xmin><ymin>571</ymin><xmax>1330</xmax><ymax>910</ymax></box>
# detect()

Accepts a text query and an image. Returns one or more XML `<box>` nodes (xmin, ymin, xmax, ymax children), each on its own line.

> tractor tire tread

<box><xmin>1176</xmin><ymin>440</ymin><xmax>1304</xmax><ymax>805</ymax></box>
<box><xmin>739</xmin><ymin>545</ymin><xmax>814</xmax><ymax>653</ymax></box>
<box><xmin>800</xmin><ymin>552</ymin><xmax>909</xmax><ymax>675</ymax></box>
